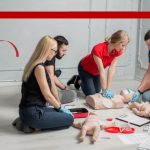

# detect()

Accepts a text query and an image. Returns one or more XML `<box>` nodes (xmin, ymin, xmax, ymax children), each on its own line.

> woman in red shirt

<box><xmin>78</xmin><ymin>30</ymin><xmax>129</xmax><ymax>98</ymax></box>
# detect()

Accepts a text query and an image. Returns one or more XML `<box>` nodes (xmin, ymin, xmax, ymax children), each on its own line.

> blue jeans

<box><xmin>19</xmin><ymin>106</ymin><xmax>74</xmax><ymax>130</ymax></box>
<box><xmin>142</xmin><ymin>89</ymin><xmax>150</xmax><ymax>102</ymax></box>
<box><xmin>78</xmin><ymin>62</ymin><xmax>101</xmax><ymax>96</ymax></box>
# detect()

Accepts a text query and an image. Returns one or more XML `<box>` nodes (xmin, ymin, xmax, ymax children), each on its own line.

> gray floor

<box><xmin>0</xmin><ymin>80</ymin><xmax>142</xmax><ymax>150</ymax></box>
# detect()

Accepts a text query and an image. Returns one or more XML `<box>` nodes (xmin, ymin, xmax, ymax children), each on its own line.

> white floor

<box><xmin>0</xmin><ymin>80</ymin><xmax>144</xmax><ymax>150</ymax></box>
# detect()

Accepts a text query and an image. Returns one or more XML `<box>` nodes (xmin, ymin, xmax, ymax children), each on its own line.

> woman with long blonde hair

<box><xmin>14</xmin><ymin>35</ymin><xmax>73</xmax><ymax>133</ymax></box>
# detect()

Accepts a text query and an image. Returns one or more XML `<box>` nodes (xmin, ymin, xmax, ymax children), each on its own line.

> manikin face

<box><xmin>113</xmin><ymin>36</ymin><xmax>129</xmax><ymax>52</ymax></box>
<box><xmin>55</xmin><ymin>44</ymin><xmax>68</xmax><ymax>59</ymax></box>
<box><xmin>145</xmin><ymin>39</ymin><xmax>150</xmax><ymax>50</ymax></box>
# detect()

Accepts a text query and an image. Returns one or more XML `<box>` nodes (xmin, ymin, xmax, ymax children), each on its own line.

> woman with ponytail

<box><xmin>78</xmin><ymin>30</ymin><xmax>129</xmax><ymax>98</ymax></box>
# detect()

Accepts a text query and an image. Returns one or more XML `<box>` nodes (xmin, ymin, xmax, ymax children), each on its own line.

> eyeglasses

<box><xmin>51</xmin><ymin>49</ymin><xmax>58</xmax><ymax>53</ymax></box>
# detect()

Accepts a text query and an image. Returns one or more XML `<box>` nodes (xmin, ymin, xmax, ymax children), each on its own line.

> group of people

<box><xmin>68</xmin><ymin>30</ymin><xmax>150</xmax><ymax>103</ymax></box>
<box><xmin>13</xmin><ymin>29</ymin><xmax>150</xmax><ymax>133</ymax></box>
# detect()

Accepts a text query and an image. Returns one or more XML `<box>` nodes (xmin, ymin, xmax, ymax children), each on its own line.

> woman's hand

<box><xmin>59</xmin><ymin>106</ymin><xmax>73</xmax><ymax>116</ymax></box>
<box><xmin>102</xmin><ymin>89</ymin><xmax>114</xmax><ymax>99</ymax></box>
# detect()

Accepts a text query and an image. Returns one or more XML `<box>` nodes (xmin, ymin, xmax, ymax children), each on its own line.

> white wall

<box><xmin>0</xmin><ymin>0</ymin><xmax>139</xmax><ymax>81</ymax></box>
<box><xmin>135</xmin><ymin>0</ymin><xmax>150</xmax><ymax>81</ymax></box>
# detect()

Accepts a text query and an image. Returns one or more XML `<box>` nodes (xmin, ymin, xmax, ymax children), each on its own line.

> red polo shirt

<box><xmin>81</xmin><ymin>42</ymin><xmax>123</xmax><ymax>76</ymax></box>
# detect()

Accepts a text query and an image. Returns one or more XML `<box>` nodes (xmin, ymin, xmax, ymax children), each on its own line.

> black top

<box><xmin>45</xmin><ymin>56</ymin><xmax>59</xmax><ymax>76</ymax></box>
<box><xmin>19</xmin><ymin>63</ymin><xmax>51</xmax><ymax>109</ymax></box>
<box><xmin>45</xmin><ymin>56</ymin><xmax>55</xmax><ymax>68</ymax></box>
<box><xmin>148</xmin><ymin>50</ymin><xmax>150</xmax><ymax>63</ymax></box>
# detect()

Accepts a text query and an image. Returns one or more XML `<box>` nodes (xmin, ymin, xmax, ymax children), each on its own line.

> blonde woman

<box><xmin>17</xmin><ymin>36</ymin><xmax>73</xmax><ymax>133</ymax></box>
<box><xmin>78</xmin><ymin>30</ymin><xmax>129</xmax><ymax>97</ymax></box>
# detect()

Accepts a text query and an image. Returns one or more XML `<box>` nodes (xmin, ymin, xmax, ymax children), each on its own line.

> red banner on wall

<box><xmin>0</xmin><ymin>11</ymin><xmax>150</xmax><ymax>19</ymax></box>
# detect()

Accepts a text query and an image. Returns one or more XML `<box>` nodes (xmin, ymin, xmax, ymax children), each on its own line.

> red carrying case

<box><xmin>69</xmin><ymin>108</ymin><xmax>89</xmax><ymax>118</ymax></box>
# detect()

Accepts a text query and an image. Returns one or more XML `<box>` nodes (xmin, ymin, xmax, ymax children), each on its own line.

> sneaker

<box><xmin>74</xmin><ymin>75</ymin><xmax>81</xmax><ymax>90</ymax></box>
<box><xmin>67</xmin><ymin>75</ymin><xmax>78</xmax><ymax>85</ymax></box>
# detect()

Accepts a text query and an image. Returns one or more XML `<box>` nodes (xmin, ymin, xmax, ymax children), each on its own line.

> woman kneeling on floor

<box><xmin>13</xmin><ymin>35</ymin><xmax>73</xmax><ymax>133</ymax></box>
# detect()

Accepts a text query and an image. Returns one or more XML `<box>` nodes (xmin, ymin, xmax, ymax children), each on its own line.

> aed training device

<box><xmin>69</xmin><ymin>108</ymin><xmax>89</xmax><ymax>118</ymax></box>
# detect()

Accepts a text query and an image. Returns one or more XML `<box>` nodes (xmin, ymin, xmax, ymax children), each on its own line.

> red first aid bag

<box><xmin>69</xmin><ymin>108</ymin><xmax>89</xmax><ymax>118</ymax></box>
